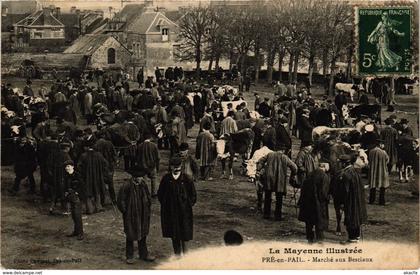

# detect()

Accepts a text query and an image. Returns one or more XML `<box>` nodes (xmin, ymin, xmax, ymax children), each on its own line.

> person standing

<box><xmin>179</xmin><ymin>143</ymin><xmax>199</xmax><ymax>182</ymax></box>
<box><xmin>257</xmin><ymin>145</ymin><xmax>297</xmax><ymax>220</ymax></box>
<box><xmin>295</xmin><ymin>140</ymin><xmax>317</xmax><ymax>187</ymax></box>
<box><xmin>77</xmin><ymin>139</ymin><xmax>109</xmax><ymax>214</ymax></box>
<box><xmin>298</xmin><ymin>161</ymin><xmax>330</xmax><ymax>243</ymax></box>
<box><xmin>196</xmin><ymin>122</ymin><xmax>216</xmax><ymax>180</ymax></box>
<box><xmin>117</xmin><ymin>168</ymin><xmax>155</xmax><ymax>264</ymax></box>
<box><xmin>336</xmin><ymin>154</ymin><xmax>368</xmax><ymax>243</ymax></box>
<box><xmin>136</xmin><ymin>133</ymin><xmax>160</xmax><ymax>197</ymax></box>
<box><xmin>158</xmin><ymin>157</ymin><xmax>197</xmax><ymax>256</ymax></box>
<box><xmin>368</xmin><ymin>140</ymin><xmax>390</xmax><ymax>205</ymax></box>
<box><xmin>23</xmin><ymin>80</ymin><xmax>34</xmax><ymax>97</ymax></box>
<box><xmin>63</xmin><ymin>160</ymin><xmax>84</xmax><ymax>240</ymax></box>
<box><xmin>380</xmin><ymin>118</ymin><xmax>399</xmax><ymax>172</ymax></box>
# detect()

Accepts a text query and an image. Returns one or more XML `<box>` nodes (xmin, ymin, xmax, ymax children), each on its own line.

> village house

<box><xmin>102</xmin><ymin>3</ymin><xmax>179</xmax><ymax>78</ymax></box>
<box><xmin>64</xmin><ymin>34</ymin><xmax>132</xmax><ymax>71</ymax></box>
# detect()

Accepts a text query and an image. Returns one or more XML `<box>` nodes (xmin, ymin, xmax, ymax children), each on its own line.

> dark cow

<box><xmin>217</xmin><ymin>128</ymin><xmax>255</xmax><ymax>179</ymax></box>
<box><xmin>349</xmin><ymin>104</ymin><xmax>381</xmax><ymax>123</ymax></box>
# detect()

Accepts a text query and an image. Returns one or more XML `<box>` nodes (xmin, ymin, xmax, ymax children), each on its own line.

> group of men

<box><xmin>1</xmin><ymin>66</ymin><xmax>418</xmax><ymax>263</ymax></box>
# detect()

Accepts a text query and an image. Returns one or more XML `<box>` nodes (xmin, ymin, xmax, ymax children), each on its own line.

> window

<box><xmin>161</xmin><ymin>28</ymin><xmax>168</xmax><ymax>42</ymax></box>
<box><xmin>107</xmin><ymin>48</ymin><xmax>116</xmax><ymax>64</ymax></box>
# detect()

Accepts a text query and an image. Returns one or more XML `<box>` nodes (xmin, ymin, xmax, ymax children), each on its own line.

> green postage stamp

<box><xmin>355</xmin><ymin>6</ymin><xmax>413</xmax><ymax>76</ymax></box>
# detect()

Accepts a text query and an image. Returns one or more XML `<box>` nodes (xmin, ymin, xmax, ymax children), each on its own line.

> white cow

<box><xmin>335</xmin><ymin>83</ymin><xmax>363</xmax><ymax>101</ymax></box>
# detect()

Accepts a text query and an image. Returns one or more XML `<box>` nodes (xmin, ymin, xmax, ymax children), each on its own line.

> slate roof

<box><xmin>64</xmin><ymin>34</ymin><xmax>110</xmax><ymax>55</ymax></box>
<box><xmin>15</xmin><ymin>9</ymin><xmax>64</xmax><ymax>27</ymax></box>
<box><xmin>1</xmin><ymin>14</ymin><xmax>27</xmax><ymax>31</ymax></box>
<box><xmin>1</xmin><ymin>53</ymin><xmax>87</xmax><ymax>70</ymax></box>
<box><xmin>127</xmin><ymin>11</ymin><xmax>158</xmax><ymax>33</ymax></box>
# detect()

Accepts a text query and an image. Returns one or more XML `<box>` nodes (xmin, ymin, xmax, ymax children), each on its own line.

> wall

<box><xmin>144</xmin><ymin>42</ymin><xmax>175</xmax><ymax>76</ymax></box>
<box><xmin>89</xmin><ymin>37</ymin><xmax>131</xmax><ymax>70</ymax></box>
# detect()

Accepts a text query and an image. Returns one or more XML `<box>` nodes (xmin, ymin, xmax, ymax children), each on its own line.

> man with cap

<box><xmin>199</xmin><ymin>108</ymin><xmax>216</xmax><ymax>134</ymax></box>
<box><xmin>368</xmin><ymin>139</ymin><xmax>389</xmax><ymax>205</ymax></box>
<box><xmin>380</xmin><ymin>117</ymin><xmax>399</xmax><ymax>173</ymax></box>
<box><xmin>400</xmin><ymin>118</ymin><xmax>413</xmax><ymax>137</ymax></box>
<box><xmin>63</xmin><ymin>159</ymin><xmax>84</xmax><ymax>240</ymax></box>
<box><xmin>46</xmin><ymin>141</ymin><xmax>72</xmax><ymax>214</ymax></box>
<box><xmin>77</xmin><ymin>138</ymin><xmax>109</xmax><ymax>214</ymax></box>
<box><xmin>257</xmin><ymin>144</ymin><xmax>297</xmax><ymax>220</ymax></box>
<box><xmin>158</xmin><ymin>156</ymin><xmax>197</xmax><ymax>256</ymax></box>
<box><xmin>135</xmin><ymin>132</ymin><xmax>160</xmax><ymax>197</ymax></box>
<box><xmin>23</xmin><ymin>80</ymin><xmax>34</xmax><ymax>97</ymax></box>
<box><xmin>298</xmin><ymin>161</ymin><xmax>331</xmax><ymax>243</ymax></box>
<box><xmin>196</xmin><ymin>121</ymin><xmax>216</xmax><ymax>180</ymax></box>
<box><xmin>153</xmin><ymin>98</ymin><xmax>169</xmax><ymax>149</ymax></box>
<box><xmin>298</xmin><ymin>109</ymin><xmax>313</xmax><ymax>144</ymax></box>
<box><xmin>9</xmin><ymin>137</ymin><xmax>38</xmax><ymax>196</ymax></box>
<box><xmin>180</xmin><ymin>143</ymin><xmax>199</xmax><ymax>182</ymax></box>
<box><xmin>117</xmin><ymin>167</ymin><xmax>155</xmax><ymax>264</ymax></box>
<box><xmin>295</xmin><ymin>140</ymin><xmax>318</xmax><ymax>187</ymax></box>
<box><xmin>334</xmin><ymin>90</ymin><xmax>347</xmax><ymax>117</ymax></box>
<box><xmin>219</xmin><ymin>111</ymin><xmax>238</xmax><ymax>137</ymax></box>
<box><xmin>254</xmin><ymin>93</ymin><xmax>261</xmax><ymax>111</ymax></box>
<box><xmin>258</xmin><ymin>98</ymin><xmax>271</xmax><ymax>118</ymax></box>
<box><xmin>336</xmin><ymin>153</ymin><xmax>367</xmax><ymax>242</ymax></box>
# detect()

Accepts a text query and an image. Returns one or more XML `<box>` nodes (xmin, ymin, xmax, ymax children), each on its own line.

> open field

<box><xmin>1</xmin><ymin>77</ymin><xmax>418</xmax><ymax>269</ymax></box>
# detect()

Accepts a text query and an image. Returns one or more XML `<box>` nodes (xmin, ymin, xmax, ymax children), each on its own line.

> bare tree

<box><xmin>175</xmin><ymin>6</ymin><xmax>213</xmax><ymax>77</ymax></box>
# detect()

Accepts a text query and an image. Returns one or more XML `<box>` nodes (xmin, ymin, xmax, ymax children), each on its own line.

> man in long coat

<box><xmin>295</xmin><ymin>141</ymin><xmax>317</xmax><ymax>187</ymax></box>
<box><xmin>117</xmin><ymin>168</ymin><xmax>155</xmax><ymax>264</ymax></box>
<box><xmin>77</xmin><ymin>139</ymin><xmax>109</xmax><ymax>214</ymax></box>
<box><xmin>219</xmin><ymin>112</ymin><xmax>238</xmax><ymax>137</ymax></box>
<box><xmin>257</xmin><ymin>145</ymin><xmax>297</xmax><ymax>220</ymax></box>
<box><xmin>368</xmin><ymin>141</ymin><xmax>389</xmax><ymax>205</ymax></box>
<box><xmin>196</xmin><ymin>122</ymin><xmax>216</xmax><ymax>180</ymax></box>
<box><xmin>136</xmin><ymin>133</ymin><xmax>160</xmax><ymax>196</ymax></box>
<box><xmin>336</xmin><ymin>154</ymin><xmax>368</xmax><ymax>242</ymax></box>
<box><xmin>158</xmin><ymin>157</ymin><xmax>197</xmax><ymax>256</ymax></box>
<box><xmin>170</xmin><ymin>111</ymin><xmax>187</xmax><ymax>156</ymax></box>
<box><xmin>380</xmin><ymin>118</ymin><xmax>398</xmax><ymax>172</ymax></box>
<box><xmin>298</xmin><ymin>161</ymin><xmax>330</xmax><ymax>243</ymax></box>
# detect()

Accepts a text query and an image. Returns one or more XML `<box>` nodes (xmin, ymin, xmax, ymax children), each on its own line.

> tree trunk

<box><xmin>328</xmin><ymin>59</ymin><xmax>337</xmax><ymax>97</ymax></box>
<box><xmin>208</xmin><ymin>56</ymin><xmax>214</xmax><ymax>71</ymax></box>
<box><xmin>229</xmin><ymin>50</ymin><xmax>234</xmax><ymax>70</ymax></box>
<box><xmin>240</xmin><ymin>54</ymin><xmax>246</xmax><ymax>76</ymax></box>
<box><xmin>293</xmin><ymin>52</ymin><xmax>299</xmax><ymax>83</ymax></box>
<box><xmin>267</xmin><ymin>48</ymin><xmax>275</xmax><ymax>84</ymax></box>
<box><xmin>254</xmin><ymin>47</ymin><xmax>260</xmax><ymax>84</ymax></box>
<box><xmin>322</xmin><ymin>48</ymin><xmax>328</xmax><ymax>76</ymax></box>
<box><xmin>196</xmin><ymin>45</ymin><xmax>201</xmax><ymax>79</ymax></box>
<box><xmin>308</xmin><ymin>53</ymin><xmax>315</xmax><ymax>86</ymax></box>
<box><xmin>288</xmin><ymin>52</ymin><xmax>294</xmax><ymax>83</ymax></box>
<box><xmin>278</xmin><ymin>49</ymin><xmax>284</xmax><ymax>82</ymax></box>
<box><xmin>215</xmin><ymin>54</ymin><xmax>220</xmax><ymax>70</ymax></box>
<box><xmin>346</xmin><ymin>46</ymin><xmax>352</xmax><ymax>82</ymax></box>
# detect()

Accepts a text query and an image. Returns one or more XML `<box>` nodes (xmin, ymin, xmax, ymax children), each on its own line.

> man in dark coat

<box><xmin>298</xmin><ymin>161</ymin><xmax>330</xmax><ymax>243</ymax></box>
<box><xmin>47</xmin><ymin>141</ymin><xmax>72</xmax><ymax>214</ymax></box>
<box><xmin>258</xmin><ymin>98</ymin><xmax>271</xmax><ymax>118</ymax></box>
<box><xmin>158</xmin><ymin>157</ymin><xmax>197</xmax><ymax>256</ymax></box>
<box><xmin>298</xmin><ymin>109</ymin><xmax>313</xmax><ymax>143</ymax></box>
<box><xmin>136</xmin><ymin>133</ymin><xmax>160</xmax><ymax>196</ymax></box>
<box><xmin>193</xmin><ymin>91</ymin><xmax>204</xmax><ymax>124</ymax></box>
<box><xmin>275</xmin><ymin>117</ymin><xmax>292</xmax><ymax>156</ymax></box>
<box><xmin>334</xmin><ymin>90</ymin><xmax>347</xmax><ymax>116</ymax></box>
<box><xmin>9</xmin><ymin>137</ymin><xmax>37</xmax><ymax>196</ymax></box>
<box><xmin>23</xmin><ymin>80</ymin><xmax>34</xmax><ymax>97</ymax></box>
<box><xmin>77</xmin><ymin>139</ymin><xmax>109</xmax><ymax>214</ymax></box>
<box><xmin>336</xmin><ymin>154</ymin><xmax>368</xmax><ymax>242</ymax></box>
<box><xmin>117</xmin><ymin>167</ymin><xmax>155</xmax><ymax>264</ymax></box>
<box><xmin>196</xmin><ymin>122</ymin><xmax>216</xmax><ymax>180</ymax></box>
<box><xmin>94</xmin><ymin>132</ymin><xmax>118</xmax><ymax>203</ymax></box>
<box><xmin>64</xmin><ymin>160</ymin><xmax>84</xmax><ymax>240</ymax></box>
<box><xmin>257</xmin><ymin>145</ymin><xmax>297</xmax><ymax>220</ymax></box>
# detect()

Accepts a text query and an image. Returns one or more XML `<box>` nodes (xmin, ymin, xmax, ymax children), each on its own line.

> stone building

<box><xmin>64</xmin><ymin>34</ymin><xmax>132</xmax><ymax>71</ymax></box>
<box><xmin>103</xmin><ymin>4</ymin><xmax>179</xmax><ymax>77</ymax></box>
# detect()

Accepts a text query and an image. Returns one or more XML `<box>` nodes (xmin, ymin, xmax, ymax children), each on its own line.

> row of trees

<box><xmin>175</xmin><ymin>0</ymin><xmax>353</xmax><ymax>95</ymax></box>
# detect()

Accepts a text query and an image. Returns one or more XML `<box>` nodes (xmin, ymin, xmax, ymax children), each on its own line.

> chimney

<box><xmin>55</xmin><ymin>7</ymin><xmax>60</xmax><ymax>18</ymax></box>
<box><xmin>70</xmin><ymin>6</ymin><xmax>77</xmax><ymax>13</ymax></box>
<box><xmin>2</xmin><ymin>7</ymin><xmax>9</xmax><ymax>16</ymax></box>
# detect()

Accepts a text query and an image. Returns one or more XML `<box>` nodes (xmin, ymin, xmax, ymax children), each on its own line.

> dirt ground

<box><xmin>1</xmin><ymin>77</ymin><xmax>419</xmax><ymax>269</ymax></box>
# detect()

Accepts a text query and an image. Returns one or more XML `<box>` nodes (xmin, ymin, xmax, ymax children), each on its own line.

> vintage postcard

<box><xmin>0</xmin><ymin>0</ymin><xmax>419</xmax><ymax>272</ymax></box>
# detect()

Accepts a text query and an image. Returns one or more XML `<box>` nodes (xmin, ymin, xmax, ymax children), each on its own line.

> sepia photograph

<box><xmin>0</xmin><ymin>0</ymin><xmax>419</xmax><ymax>271</ymax></box>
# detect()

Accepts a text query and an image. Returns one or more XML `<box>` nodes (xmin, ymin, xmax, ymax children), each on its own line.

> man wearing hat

<box><xmin>380</xmin><ymin>117</ymin><xmax>399</xmax><ymax>172</ymax></box>
<box><xmin>295</xmin><ymin>140</ymin><xmax>317</xmax><ymax>187</ymax></box>
<box><xmin>23</xmin><ymin>79</ymin><xmax>34</xmax><ymax>97</ymax></box>
<box><xmin>46</xmin><ymin>141</ymin><xmax>72</xmax><ymax>214</ymax></box>
<box><xmin>298</xmin><ymin>161</ymin><xmax>330</xmax><ymax>243</ymax></box>
<box><xmin>117</xmin><ymin>167</ymin><xmax>155</xmax><ymax>264</ymax></box>
<box><xmin>257</xmin><ymin>144</ymin><xmax>297</xmax><ymax>220</ymax></box>
<box><xmin>180</xmin><ymin>143</ymin><xmax>199</xmax><ymax>181</ymax></box>
<box><xmin>258</xmin><ymin>98</ymin><xmax>271</xmax><ymax>118</ymax></box>
<box><xmin>77</xmin><ymin>138</ymin><xmax>109</xmax><ymax>214</ymax></box>
<box><xmin>135</xmin><ymin>132</ymin><xmax>160</xmax><ymax>197</ymax></box>
<box><xmin>199</xmin><ymin>108</ymin><xmax>216</xmax><ymax>134</ymax></box>
<box><xmin>400</xmin><ymin>118</ymin><xmax>413</xmax><ymax>137</ymax></box>
<box><xmin>63</xmin><ymin>160</ymin><xmax>84</xmax><ymax>240</ymax></box>
<box><xmin>158</xmin><ymin>156</ymin><xmax>197</xmax><ymax>256</ymax></box>
<box><xmin>336</xmin><ymin>153</ymin><xmax>367</xmax><ymax>242</ymax></box>
<box><xmin>368</xmin><ymin>139</ymin><xmax>390</xmax><ymax>205</ymax></box>
<box><xmin>298</xmin><ymin>109</ymin><xmax>313</xmax><ymax>144</ymax></box>
<box><xmin>196</xmin><ymin>121</ymin><xmax>216</xmax><ymax>180</ymax></box>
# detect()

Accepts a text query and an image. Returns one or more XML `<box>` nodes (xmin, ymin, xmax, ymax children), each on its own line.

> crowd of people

<box><xmin>1</xmin><ymin>66</ymin><xmax>418</xmax><ymax>263</ymax></box>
